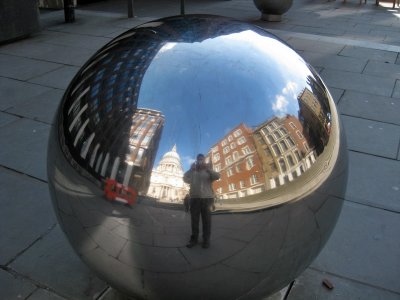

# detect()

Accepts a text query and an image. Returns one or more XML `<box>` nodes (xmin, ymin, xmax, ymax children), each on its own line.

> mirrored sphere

<box><xmin>47</xmin><ymin>15</ymin><xmax>348</xmax><ymax>300</ymax></box>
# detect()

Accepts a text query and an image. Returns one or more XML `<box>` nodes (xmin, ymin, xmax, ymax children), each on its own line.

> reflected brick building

<box><xmin>207</xmin><ymin>123</ymin><xmax>265</xmax><ymax>199</ymax></box>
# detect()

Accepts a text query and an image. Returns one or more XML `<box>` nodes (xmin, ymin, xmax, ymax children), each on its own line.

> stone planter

<box><xmin>253</xmin><ymin>0</ymin><xmax>293</xmax><ymax>21</ymax></box>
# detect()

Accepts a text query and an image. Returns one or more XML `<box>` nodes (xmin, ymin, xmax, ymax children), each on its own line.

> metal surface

<box><xmin>47</xmin><ymin>15</ymin><xmax>348</xmax><ymax>300</ymax></box>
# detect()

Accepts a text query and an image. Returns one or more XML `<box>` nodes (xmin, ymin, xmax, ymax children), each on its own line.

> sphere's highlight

<box><xmin>47</xmin><ymin>15</ymin><xmax>348</xmax><ymax>300</ymax></box>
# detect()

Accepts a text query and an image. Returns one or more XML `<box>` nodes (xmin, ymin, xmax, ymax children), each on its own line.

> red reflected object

<box><xmin>104</xmin><ymin>179</ymin><xmax>137</xmax><ymax>205</ymax></box>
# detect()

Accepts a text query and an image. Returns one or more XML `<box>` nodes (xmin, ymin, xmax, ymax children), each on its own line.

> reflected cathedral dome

<box><xmin>47</xmin><ymin>15</ymin><xmax>348</xmax><ymax>300</ymax></box>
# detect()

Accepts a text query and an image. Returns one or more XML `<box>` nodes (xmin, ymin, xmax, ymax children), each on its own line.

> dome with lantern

<box><xmin>147</xmin><ymin>145</ymin><xmax>189</xmax><ymax>202</ymax></box>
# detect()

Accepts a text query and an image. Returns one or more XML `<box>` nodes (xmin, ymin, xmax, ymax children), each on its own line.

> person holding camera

<box><xmin>183</xmin><ymin>153</ymin><xmax>220</xmax><ymax>249</ymax></box>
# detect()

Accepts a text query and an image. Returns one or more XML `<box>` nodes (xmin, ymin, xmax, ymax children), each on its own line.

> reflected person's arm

<box><xmin>207</xmin><ymin>168</ymin><xmax>220</xmax><ymax>181</ymax></box>
<box><xmin>183</xmin><ymin>169</ymin><xmax>192</xmax><ymax>184</ymax></box>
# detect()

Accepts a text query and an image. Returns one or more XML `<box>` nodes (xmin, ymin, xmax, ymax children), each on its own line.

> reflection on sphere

<box><xmin>48</xmin><ymin>15</ymin><xmax>348</xmax><ymax>300</ymax></box>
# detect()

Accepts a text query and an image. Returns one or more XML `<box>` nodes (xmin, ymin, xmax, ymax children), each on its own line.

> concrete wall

<box><xmin>0</xmin><ymin>0</ymin><xmax>40</xmax><ymax>43</ymax></box>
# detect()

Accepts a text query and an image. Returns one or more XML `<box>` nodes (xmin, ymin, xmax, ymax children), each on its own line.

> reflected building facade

<box><xmin>121</xmin><ymin>109</ymin><xmax>165</xmax><ymax>194</ymax></box>
<box><xmin>298</xmin><ymin>87</ymin><xmax>330</xmax><ymax>155</ymax></box>
<box><xmin>253</xmin><ymin>115</ymin><xmax>316</xmax><ymax>190</ymax></box>
<box><xmin>208</xmin><ymin>123</ymin><xmax>265</xmax><ymax>199</ymax></box>
<box><xmin>147</xmin><ymin>145</ymin><xmax>189</xmax><ymax>203</ymax></box>
<box><xmin>60</xmin><ymin>28</ymin><xmax>167</xmax><ymax>193</ymax></box>
<box><xmin>207</xmin><ymin>115</ymin><xmax>317</xmax><ymax>200</ymax></box>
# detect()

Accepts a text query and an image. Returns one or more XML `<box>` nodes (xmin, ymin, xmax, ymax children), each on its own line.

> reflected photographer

<box><xmin>184</xmin><ymin>154</ymin><xmax>220</xmax><ymax>249</ymax></box>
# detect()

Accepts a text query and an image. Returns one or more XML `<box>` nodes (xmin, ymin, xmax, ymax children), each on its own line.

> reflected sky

<box><xmin>138</xmin><ymin>30</ymin><xmax>313</xmax><ymax>169</ymax></box>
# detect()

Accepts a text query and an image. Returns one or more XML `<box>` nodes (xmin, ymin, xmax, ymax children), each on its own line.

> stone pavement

<box><xmin>0</xmin><ymin>0</ymin><xmax>399</xmax><ymax>299</ymax></box>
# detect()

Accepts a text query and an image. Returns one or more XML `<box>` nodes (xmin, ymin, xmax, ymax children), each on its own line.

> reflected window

<box><xmin>237</xmin><ymin>136</ymin><xmax>246</xmax><ymax>145</ymax></box>
<box><xmin>233</xmin><ymin>151</ymin><xmax>240</xmax><ymax>160</ymax></box>
<box><xmin>234</xmin><ymin>129</ymin><xmax>242</xmax><ymax>137</ymax></box>
<box><xmin>135</xmin><ymin>148</ymin><xmax>144</xmax><ymax>165</ymax></box>
<box><xmin>227</xmin><ymin>168</ymin><xmax>233</xmax><ymax>177</ymax></box>
<box><xmin>212</xmin><ymin>146</ymin><xmax>219</xmax><ymax>153</ymax></box>
<box><xmin>268</xmin><ymin>124</ymin><xmax>274</xmax><ymax>131</ymax></box>
<box><xmin>272</xmin><ymin>144</ymin><xmax>281</xmax><ymax>156</ymax></box>
<box><xmin>287</xmin><ymin>137</ymin><xmax>295</xmax><ymax>147</ymax></box>
<box><xmin>295</xmin><ymin>150</ymin><xmax>302</xmax><ymax>161</ymax></box>
<box><xmin>262</xmin><ymin>128</ymin><xmax>269</xmax><ymax>135</ymax></box>
<box><xmin>217</xmin><ymin>187</ymin><xmax>222</xmax><ymax>193</ymax></box>
<box><xmin>230</xmin><ymin>142</ymin><xmax>236</xmax><ymax>149</ymax></box>
<box><xmin>228</xmin><ymin>183</ymin><xmax>236</xmax><ymax>191</ymax></box>
<box><xmin>222</xmin><ymin>139</ymin><xmax>228</xmax><ymax>146</ymax></box>
<box><xmin>280</xmin><ymin>128</ymin><xmax>287</xmax><ymax>135</ymax></box>
<box><xmin>240</xmin><ymin>180</ymin><xmax>245</xmax><ymax>188</ymax></box>
<box><xmin>296</xmin><ymin>131</ymin><xmax>303</xmax><ymax>139</ymax></box>
<box><xmin>270</xmin><ymin>162</ymin><xmax>277</xmax><ymax>172</ymax></box>
<box><xmin>303</xmin><ymin>142</ymin><xmax>309</xmax><ymax>152</ymax></box>
<box><xmin>280</xmin><ymin>140</ymin><xmax>288</xmax><ymax>151</ymax></box>
<box><xmin>213</xmin><ymin>153</ymin><xmax>220</xmax><ymax>162</ymax></box>
<box><xmin>274</xmin><ymin>131</ymin><xmax>282</xmax><ymax>139</ymax></box>
<box><xmin>265</xmin><ymin>147</ymin><xmax>272</xmax><ymax>157</ymax></box>
<box><xmin>214</xmin><ymin>164</ymin><xmax>221</xmax><ymax>172</ymax></box>
<box><xmin>287</xmin><ymin>155</ymin><xmax>295</xmax><ymax>167</ymax></box>
<box><xmin>236</xmin><ymin>164</ymin><xmax>242</xmax><ymax>173</ymax></box>
<box><xmin>246</xmin><ymin>157</ymin><xmax>255</xmax><ymax>170</ymax></box>
<box><xmin>290</xmin><ymin>122</ymin><xmax>296</xmax><ymax>129</ymax></box>
<box><xmin>279</xmin><ymin>159</ymin><xmax>287</xmax><ymax>172</ymax></box>
<box><xmin>228</xmin><ymin>135</ymin><xmax>233</xmax><ymax>142</ymax></box>
<box><xmin>225</xmin><ymin>156</ymin><xmax>233</xmax><ymax>165</ymax></box>
<box><xmin>267</xmin><ymin>135</ymin><xmax>274</xmax><ymax>143</ymax></box>
<box><xmin>223</xmin><ymin>146</ymin><xmax>230</xmax><ymax>154</ymax></box>
<box><xmin>242</xmin><ymin>146</ymin><xmax>251</xmax><ymax>155</ymax></box>
<box><xmin>250</xmin><ymin>174</ymin><xmax>258</xmax><ymax>185</ymax></box>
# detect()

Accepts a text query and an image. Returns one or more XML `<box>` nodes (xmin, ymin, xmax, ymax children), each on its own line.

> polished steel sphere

<box><xmin>47</xmin><ymin>15</ymin><xmax>348</xmax><ymax>300</ymax></box>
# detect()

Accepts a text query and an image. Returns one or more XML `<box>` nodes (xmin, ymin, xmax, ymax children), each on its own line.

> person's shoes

<box><xmin>186</xmin><ymin>239</ymin><xmax>198</xmax><ymax>248</ymax></box>
<box><xmin>202</xmin><ymin>240</ymin><xmax>210</xmax><ymax>249</ymax></box>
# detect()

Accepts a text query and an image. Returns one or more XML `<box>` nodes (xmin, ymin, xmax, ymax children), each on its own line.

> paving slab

<box><xmin>345</xmin><ymin>151</ymin><xmax>400</xmax><ymax>211</ymax></box>
<box><xmin>27</xmin><ymin>288</ymin><xmax>68</xmax><ymax>300</ymax></box>
<box><xmin>0</xmin><ymin>118</ymin><xmax>50</xmax><ymax>181</ymax></box>
<box><xmin>46</xmin><ymin>17</ymin><xmax>123</xmax><ymax>37</ymax></box>
<box><xmin>338</xmin><ymin>90</ymin><xmax>400</xmax><ymax>125</ymax></box>
<box><xmin>393</xmin><ymin>79</ymin><xmax>400</xmax><ymax>98</ymax></box>
<box><xmin>10</xmin><ymin>225</ymin><xmax>107</xmax><ymax>300</ymax></box>
<box><xmin>0</xmin><ymin>167</ymin><xmax>56</xmax><ymax>265</ymax></box>
<box><xmin>0</xmin><ymin>39</ymin><xmax>96</xmax><ymax>66</ymax></box>
<box><xmin>0</xmin><ymin>269</ymin><xmax>37</xmax><ymax>300</ymax></box>
<box><xmin>28</xmin><ymin>65</ymin><xmax>80</xmax><ymax>90</ymax></box>
<box><xmin>0</xmin><ymin>77</ymin><xmax>54</xmax><ymax>111</ymax></box>
<box><xmin>285</xmin><ymin>37</ymin><xmax>346</xmax><ymax>54</ymax></box>
<box><xmin>301</xmin><ymin>52</ymin><xmax>368</xmax><ymax>73</ymax></box>
<box><xmin>363</xmin><ymin>60</ymin><xmax>400</xmax><ymax>79</ymax></box>
<box><xmin>39</xmin><ymin>32</ymin><xmax>111</xmax><ymax>50</ymax></box>
<box><xmin>311</xmin><ymin>201</ymin><xmax>400</xmax><ymax>294</ymax></box>
<box><xmin>0</xmin><ymin>54</ymin><xmax>62</xmax><ymax>81</ymax></box>
<box><xmin>320</xmin><ymin>68</ymin><xmax>395</xmax><ymax>97</ymax></box>
<box><xmin>339</xmin><ymin>45</ymin><xmax>397</xmax><ymax>63</ymax></box>
<box><xmin>6</xmin><ymin>88</ymin><xmax>64</xmax><ymax>125</ymax></box>
<box><xmin>288</xmin><ymin>268</ymin><xmax>400</xmax><ymax>300</ymax></box>
<box><xmin>0</xmin><ymin>111</ymin><xmax>19</xmax><ymax>128</ymax></box>
<box><xmin>341</xmin><ymin>115</ymin><xmax>400</xmax><ymax>159</ymax></box>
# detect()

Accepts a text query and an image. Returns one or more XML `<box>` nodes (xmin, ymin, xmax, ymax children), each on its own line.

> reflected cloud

<box><xmin>272</xmin><ymin>95</ymin><xmax>289</xmax><ymax>116</ymax></box>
